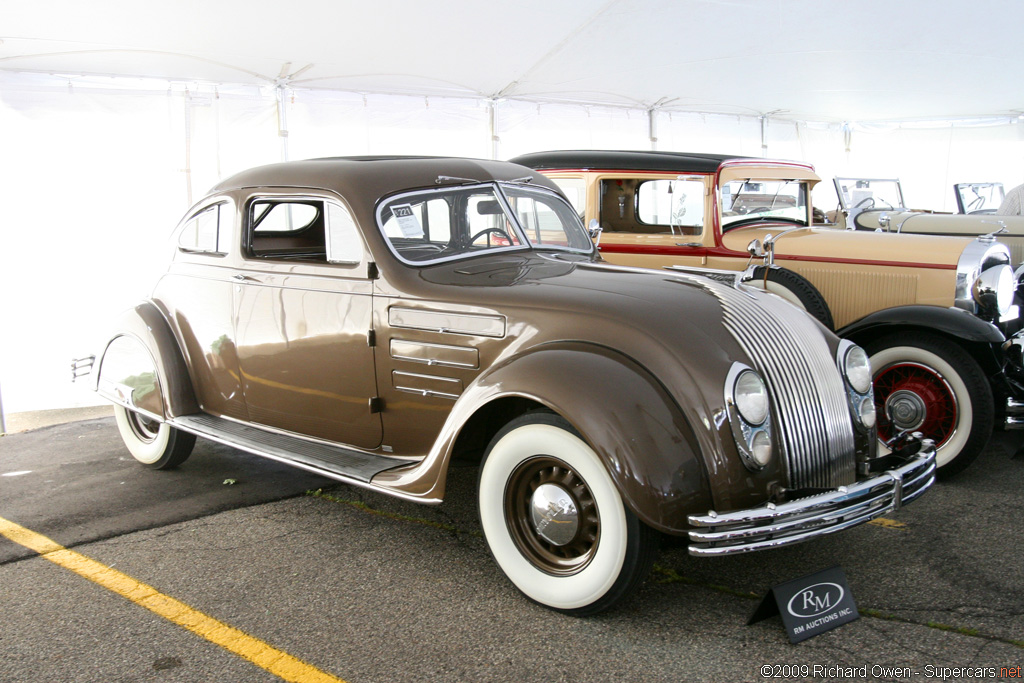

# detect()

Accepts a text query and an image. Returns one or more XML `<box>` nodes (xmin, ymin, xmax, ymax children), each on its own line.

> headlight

<box><xmin>837</xmin><ymin>340</ymin><xmax>875</xmax><ymax>432</ymax></box>
<box><xmin>734</xmin><ymin>370</ymin><xmax>768</xmax><ymax>425</ymax></box>
<box><xmin>955</xmin><ymin>240</ymin><xmax>1013</xmax><ymax>318</ymax></box>
<box><xmin>725</xmin><ymin>363</ymin><xmax>772</xmax><ymax>471</ymax></box>
<box><xmin>973</xmin><ymin>264</ymin><xmax>1015</xmax><ymax>317</ymax></box>
<box><xmin>843</xmin><ymin>345</ymin><xmax>872</xmax><ymax>394</ymax></box>
<box><xmin>858</xmin><ymin>396</ymin><xmax>876</xmax><ymax>429</ymax></box>
<box><xmin>750</xmin><ymin>430</ymin><xmax>772</xmax><ymax>467</ymax></box>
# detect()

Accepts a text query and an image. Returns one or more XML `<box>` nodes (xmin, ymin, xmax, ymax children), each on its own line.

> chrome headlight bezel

<box><xmin>955</xmin><ymin>240</ymin><xmax>1015</xmax><ymax>321</ymax></box>
<box><xmin>972</xmin><ymin>263</ymin><xmax>1015</xmax><ymax>318</ymax></box>
<box><xmin>724</xmin><ymin>362</ymin><xmax>772</xmax><ymax>471</ymax></box>
<box><xmin>836</xmin><ymin>339</ymin><xmax>876</xmax><ymax>432</ymax></box>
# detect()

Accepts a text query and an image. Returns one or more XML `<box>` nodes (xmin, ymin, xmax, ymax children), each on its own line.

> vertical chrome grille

<box><xmin>682</xmin><ymin>276</ymin><xmax>857</xmax><ymax>488</ymax></box>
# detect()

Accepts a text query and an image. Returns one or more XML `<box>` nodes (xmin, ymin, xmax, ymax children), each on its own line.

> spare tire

<box><xmin>749</xmin><ymin>266</ymin><xmax>834</xmax><ymax>330</ymax></box>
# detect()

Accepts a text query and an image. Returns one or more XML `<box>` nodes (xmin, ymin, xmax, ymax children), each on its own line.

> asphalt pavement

<box><xmin>0</xmin><ymin>417</ymin><xmax>1022</xmax><ymax>683</ymax></box>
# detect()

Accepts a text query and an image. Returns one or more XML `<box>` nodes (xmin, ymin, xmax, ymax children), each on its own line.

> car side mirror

<box><xmin>588</xmin><ymin>218</ymin><xmax>603</xmax><ymax>247</ymax></box>
<box><xmin>747</xmin><ymin>238</ymin><xmax>764</xmax><ymax>258</ymax></box>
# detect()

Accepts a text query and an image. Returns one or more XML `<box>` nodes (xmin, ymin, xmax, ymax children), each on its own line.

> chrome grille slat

<box><xmin>679</xmin><ymin>275</ymin><xmax>856</xmax><ymax>488</ymax></box>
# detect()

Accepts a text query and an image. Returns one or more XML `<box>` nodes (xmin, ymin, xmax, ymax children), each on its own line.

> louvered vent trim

<box><xmin>797</xmin><ymin>269</ymin><xmax>918</xmax><ymax>329</ymax></box>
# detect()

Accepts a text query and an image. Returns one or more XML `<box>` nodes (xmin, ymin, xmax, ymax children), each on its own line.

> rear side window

<box><xmin>177</xmin><ymin>204</ymin><xmax>224</xmax><ymax>254</ymax></box>
<box><xmin>247</xmin><ymin>198</ymin><xmax>363</xmax><ymax>265</ymax></box>
<box><xmin>636</xmin><ymin>178</ymin><xmax>705</xmax><ymax>235</ymax></box>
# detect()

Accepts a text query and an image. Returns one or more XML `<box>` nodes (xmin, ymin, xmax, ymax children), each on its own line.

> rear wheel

<box><xmin>866</xmin><ymin>333</ymin><xmax>993</xmax><ymax>478</ymax></box>
<box><xmin>478</xmin><ymin>413</ymin><xmax>658</xmax><ymax>615</ymax></box>
<box><xmin>749</xmin><ymin>266</ymin><xmax>834</xmax><ymax>329</ymax></box>
<box><xmin>113</xmin><ymin>405</ymin><xmax>195</xmax><ymax>469</ymax></box>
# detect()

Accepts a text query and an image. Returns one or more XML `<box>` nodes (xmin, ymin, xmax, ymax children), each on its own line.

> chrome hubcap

<box><xmin>529</xmin><ymin>483</ymin><xmax>579</xmax><ymax>546</ymax></box>
<box><xmin>886</xmin><ymin>389</ymin><xmax>927</xmax><ymax>431</ymax></box>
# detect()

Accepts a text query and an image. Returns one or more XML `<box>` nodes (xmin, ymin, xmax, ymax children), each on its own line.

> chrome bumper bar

<box><xmin>687</xmin><ymin>443</ymin><xmax>936</xmax><ymax>557</ymax></box>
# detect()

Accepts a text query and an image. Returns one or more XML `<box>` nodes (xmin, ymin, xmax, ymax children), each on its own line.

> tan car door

<box><xmin>232</xmin><ymin>192</ymin><xmax>382</xmax><ymax>449</ymax></box>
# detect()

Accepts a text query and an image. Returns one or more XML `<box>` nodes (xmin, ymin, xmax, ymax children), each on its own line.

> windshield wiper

<box><xmin>435</xmin><ymin>175</ymin><xmax>480</xmax><ymax>185</ymax></box>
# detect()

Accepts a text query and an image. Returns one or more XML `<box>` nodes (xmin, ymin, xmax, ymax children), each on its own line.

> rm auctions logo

<box><xmin>786</xmin><ymin>582</ymin><xmax>844</xmax><ymax>618</ymax></box>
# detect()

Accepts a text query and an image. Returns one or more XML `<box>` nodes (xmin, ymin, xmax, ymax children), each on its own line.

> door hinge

<box><xmin>367</xmin><ymin>261</ymin><xmax>379</xmax><ymax>280</ymax></box>
<box><xmin>368</xmin><ymin>397</ymin><xmax>383</xmax><ymax>414</ymax></box>
<box><xmin>367</xmin><ymin>329</ymin><xmax>376</xmax><ymax>347</ymax></box>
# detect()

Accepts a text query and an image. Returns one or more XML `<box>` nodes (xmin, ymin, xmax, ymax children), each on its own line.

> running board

<box><xmin>171</xmin><ymin>414</ymin><xmax>404</xmax><ymax>483</ymax></box>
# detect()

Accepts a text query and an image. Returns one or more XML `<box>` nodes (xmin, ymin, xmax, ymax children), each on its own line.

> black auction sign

<box><xmin>748</xmin><ymin>565</ymin><xmax>859</xmax><ymax>643</ymax></box>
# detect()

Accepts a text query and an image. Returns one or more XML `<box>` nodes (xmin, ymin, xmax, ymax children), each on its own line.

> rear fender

<box><xmin>95</xmin><ymin>302</ymin><xmax>198</xmax><ymax>419</ymax></box>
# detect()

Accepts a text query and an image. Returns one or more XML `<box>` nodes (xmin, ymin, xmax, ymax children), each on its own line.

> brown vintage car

<box><xmin>512</xmin><ymin>150</ymin><xmax>1024</xmax><ymax>479</ymax></box>
<box><xmin>75</xmin><ymin>157</ymin><xmax>935</xmax><ymax>615</ymax></box>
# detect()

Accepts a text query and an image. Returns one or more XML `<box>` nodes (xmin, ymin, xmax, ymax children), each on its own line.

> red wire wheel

<box><xmin>873</xmin><ymin>362</ymin><xmax>958</xmax><ymax>447</ymax></box>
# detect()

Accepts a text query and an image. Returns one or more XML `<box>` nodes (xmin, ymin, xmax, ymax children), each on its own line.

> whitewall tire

<box><xmin>866</xmin><ymin>333</ymin><xmax>993</xmax><ymax>477</ymax></box>
<box><xmin>478</xmin><ymin>412</ymin><xmax>658</xmax><ymax>615</ymax></box>
<box><xmin>113</xmin><ymin>405</ymin><xmax>196</xmax><ymax>469</ymax></box>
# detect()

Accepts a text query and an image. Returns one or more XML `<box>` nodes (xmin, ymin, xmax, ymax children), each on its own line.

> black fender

<box><xmin>397</xmin><ymin>341</ymin><xmax>713</xmax><ymax>534</ymax></box>
<box><xmin>838</xmin><ymin>305</ymin><xmax>1004</xmax><ymax>344</ymax></box>
<box><xmin>837</xmin><ymin>304</ymin><xmax>1005</xmax><ymax>378</ymax></box>
<box><xmin>95</xmin><ymin>301</ymin><xmax>199</xmax><ymax>419</ymax></box>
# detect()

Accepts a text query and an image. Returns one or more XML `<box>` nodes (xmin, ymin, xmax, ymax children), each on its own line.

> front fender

<box><xmin>380</xmin><ymin>341</ymin><xmax>713</xmax><ymax>534</ymax></box>
<box><xmin>95</xmin><ymin>301</ymin><xmax>198</xmax><ymax>419</ymax></box>
<box><xmin>838</xmin><ymin>305</ymin><xmax>1004</xmax><ymax>344</ymax></box>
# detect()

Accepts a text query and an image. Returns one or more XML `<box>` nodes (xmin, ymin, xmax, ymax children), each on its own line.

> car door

<box><xmin>232</xmin><ymin>191</ymin><xmax>382</xmax><ymax>449</ymax></box>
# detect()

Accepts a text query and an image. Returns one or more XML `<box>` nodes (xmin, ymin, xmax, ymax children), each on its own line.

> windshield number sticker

<box><xmin>392</xmin><ymin>204</ymin><xmax>424</xmax><ymax>239</ymax></box>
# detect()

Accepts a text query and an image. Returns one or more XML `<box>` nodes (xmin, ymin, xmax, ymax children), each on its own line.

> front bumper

<box><xmin>687</xmin><ymin>441</ymin><xmax>936</xmax><ymax>557</ymax></box>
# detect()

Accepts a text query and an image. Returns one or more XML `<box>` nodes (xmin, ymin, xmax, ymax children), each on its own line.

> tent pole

<box><xmin>488</xmin><ymin>99</ymin><xmax>500</xmax><ymax>160</ymax></box>
<box><xmin>0</xmin><ymin>380</ymin><xmax>7</xmax><ymax>435</ymax></box>
<box><xmin>276</xmin><ymin>85</ymin><xmax>291</xmax><ymax>162</ymax></box>
<box><xmin>648</xmin><ymin>108</ymin><xmax>658</xmax><ymax>151</ymax></box>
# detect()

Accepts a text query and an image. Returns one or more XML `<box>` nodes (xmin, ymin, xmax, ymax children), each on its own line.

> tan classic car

<box><xmin>74</xmin><ymin>157</ymin><xmax>935</xmax><ymax>614</ymax></box>
<box><xmin>832</xmin><ymin>177</ymin><xmax>1024</xmax><ymax>264</ymax></box>
<box><xmin>512</xmin><ymin>150</ymin><xmax>1024</xmax><ymax>479</ymax></box>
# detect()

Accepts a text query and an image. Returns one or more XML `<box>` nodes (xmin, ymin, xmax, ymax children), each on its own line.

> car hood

<box><xmin>720</xmin><ymin>223</ymin><xmax>971</xmax><ymax>267</ymax></box>
<box><xmin>856</xmin><ymin>210</ymin><xmax>1024</xmax><ymax>237</ymax></box>
<box><xmin>406</xmin><ymin>252</ymin><xmax>837</xmax><ymax>383</ymax></box>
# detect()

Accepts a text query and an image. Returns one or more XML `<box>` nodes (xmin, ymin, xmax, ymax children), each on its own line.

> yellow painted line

<box><xmin>0</xmin><ymin>516</ymin><xmax>346</xmax><ymax>683</ymax></box>
<box><xmin>868</xmin><ymin>517</ymin><xmax>908</xmax><ymax>529</ymax></box>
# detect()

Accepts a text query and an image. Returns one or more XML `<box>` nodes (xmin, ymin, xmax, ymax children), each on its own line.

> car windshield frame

<box><xmin>954</xmin><ymin>182</ymin><xmax>1005</xmax><ymax>214</ymax></box>
<box><xmin>834</xmin><ymin>177</ymin><xmax>906</xmax><ymax>212</ymax></box>
<box><xmin>376</xmin><ymin>181</ymin><xmax>594</xmax><ymax>266</ymax></box>
<box><xmin>720</xmin><ymin>178</ymin><xmax>810</xmax><ymax>231</ymax></box>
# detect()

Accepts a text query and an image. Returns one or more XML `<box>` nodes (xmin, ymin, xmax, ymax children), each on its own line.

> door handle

<box><xmin>233</xmin><ymin>274</ymin><xmax>258</xmax><ymax>282</ymax></box>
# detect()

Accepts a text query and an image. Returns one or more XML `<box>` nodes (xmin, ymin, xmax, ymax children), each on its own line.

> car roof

<box><xmin>510</xmin><ymin>150</ymin><xmax>801</xmax><ymax>174</ymax></box>
<box><xmin>208</xmin><ymin>156</ymin><xmax>559</xmax><ymax>202</ymax></box>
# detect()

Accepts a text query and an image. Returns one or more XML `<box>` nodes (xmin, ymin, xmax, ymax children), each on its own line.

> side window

<box><xmin>325</xmin><ymin>202</ymin><xmax>362</xmax><ymax>264</ymax></box>
<box><xmin>636</xmin><ymin>179</ymin><xmax>705</xmax><ymax>236</ymax></box>
<box><xmin>248</xmin><ymin>199</ymin><xmax>326</xmax><ymax>262</ymax></box>
<box><xmin>177</xmin><ymin>204</ymin><xmax>223</xmax><ymax>254</ymax></box>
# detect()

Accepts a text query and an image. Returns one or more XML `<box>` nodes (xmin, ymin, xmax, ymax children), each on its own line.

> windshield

<box><xmin>720</xmin><ymin>179</ymin><xmax>809</xmax><ymax>229</ymax></box>
<box><xmin>834</xmin><ymin>178</ymin><xmax>905</xmax><ymax>211</ymax></box>
<box><xmin>955</xmin><ymin>183</ymin><xmax>1004</xmax><ymax>214</ymax></box>
<box><xmin>377</xmin><ymin>183</ymin><xmax>593</xmax><ymax>264</ymax></box>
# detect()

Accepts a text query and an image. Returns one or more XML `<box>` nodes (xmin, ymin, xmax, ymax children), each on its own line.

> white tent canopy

<box><xmin>4</xmin><ymin>0</ymin><xmax>1024</xmax><ymax>122</ymax></box>
<box><xmin>2</xmin><ymin>0</ymin><xmax>1024</xmax><ymax>417</ymax></box>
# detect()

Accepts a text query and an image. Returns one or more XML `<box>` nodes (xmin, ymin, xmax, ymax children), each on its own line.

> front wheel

<box><xmin>478</xmin><ymin>413</ymin><xmax>659</xmax><ymax>615</ymax></box>
<box><xmin>113</xmin><ymin>405</ymin><xmax>196</xmax><ymax>469</ymax></box>
<box><xmin>866</xmin><ymin>333</ymin><xmax>993</xmax><ymax>478</ymax></box>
